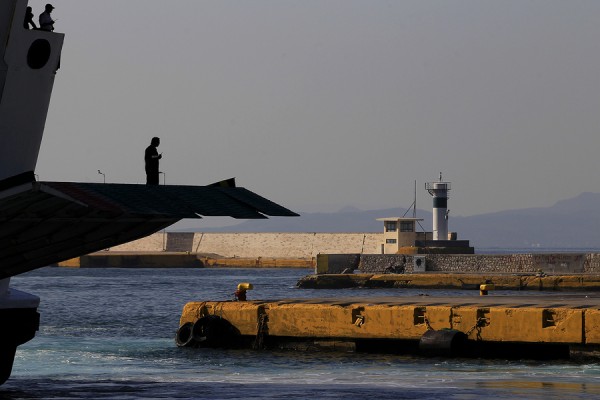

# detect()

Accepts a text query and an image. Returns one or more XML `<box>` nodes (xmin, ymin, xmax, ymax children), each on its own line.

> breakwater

<box><xmin>319</xmin><ymin>253</ymin><xmax>600</xmax><ymax>274</ymax></box>
<box><xmin>58</xmin><ymin>252</ymin><xmax>313</xmax><ymax>269</ymax></box>
<box><xmin>108</xmin><ymin>232</ymin><xmax>381</xmax><ymax>257</ymax></box>
<box><xmin>297</xmin><ymin>273</ymin><xmax>600</xmax><ymax>291</ymax></box>
<box><xmin>60</xmin><ymin>231</ymin><xmax>375</xmax><ymax>268</ymax></box>
<box><xmin>60</xmin><ymin>232</ymin><xmax>600</xmax><ymax>275</ymax></box>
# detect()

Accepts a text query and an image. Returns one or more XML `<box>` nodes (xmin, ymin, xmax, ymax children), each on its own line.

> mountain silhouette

<box><xmin>176</xmin><ymin>192</ymin><xmax>600</xmax><ymax>250</ymax></box>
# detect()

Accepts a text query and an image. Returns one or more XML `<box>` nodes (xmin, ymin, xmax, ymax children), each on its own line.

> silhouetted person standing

<box><xmin>145</xmin><ymin>137</ymin><xmax>162</xmax><ymax>185</ymax></box>
<box><xmin>39</xmin><ymin>4</ymin><xmax>55</xmax><ymax>32</ymax></box>
<box><xmin>24</xmin><ymin>7</ymin><xmax>37</xmax><ymax>29</ymax></box>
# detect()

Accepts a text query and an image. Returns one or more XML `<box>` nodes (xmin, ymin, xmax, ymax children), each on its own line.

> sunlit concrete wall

<box><xmin>110</xmin><ymin>232</ymin><xmax>382</xmax><ymax>258</ymax></box>
<box><xmin>180</xmin><ymin>300</ymin><xmax>593</xmax><ymax>345</ymax></box>
<box><xmin>108</xmin><ymin>233</ymin><xmax>600</xmax><ymax>274</ymax></box>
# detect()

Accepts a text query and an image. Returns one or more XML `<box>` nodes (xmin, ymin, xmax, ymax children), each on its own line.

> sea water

<box><xmin>0</xmin><ymin>267</ymin><xmax>599</xmax><ymax>399</ymax></box>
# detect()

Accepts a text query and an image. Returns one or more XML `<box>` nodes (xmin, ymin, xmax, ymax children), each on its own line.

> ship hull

<box><xmin>0</xmin><ymin>280</ymin><xmax>40</xmax><ymax>385</ymax></box>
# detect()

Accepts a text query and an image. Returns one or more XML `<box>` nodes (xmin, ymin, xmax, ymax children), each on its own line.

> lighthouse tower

<box><xmin>425</xmin><ymin>173</ymin><xmax>451</xmax><ymax>241</ymax></box>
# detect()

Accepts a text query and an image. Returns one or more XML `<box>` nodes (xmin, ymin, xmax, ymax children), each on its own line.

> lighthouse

<box><xmin>425</xmin><ymin>173</ymin><xmax>451</xmax><ymax>241</ymax></box>
<box><xmin>376</xmin><ymin>174</ymin><xmax>473</xmax><ymax>254</ymax></box>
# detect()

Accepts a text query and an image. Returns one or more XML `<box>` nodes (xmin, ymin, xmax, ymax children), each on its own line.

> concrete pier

<box><xmin>297</xmin><ymin>273</ymin><xmax>600</xmax><ymax>291</ymax></box>
<box><xmin>178</xmin><ymin>294</ymin><xmax>600</xmax><ymax>358</ymax></box>
<box><xmin>57</xmin><ymin>252</ymin><xmax>313</xmax><ymax>269</ymax></box>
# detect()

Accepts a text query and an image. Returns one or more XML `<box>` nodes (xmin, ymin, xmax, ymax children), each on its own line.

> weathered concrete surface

<box><xmin>316</xmin><ymin>254</ymin><xmax>361</xmax><ymax>274</ymax></box>
<box><xmin>297</xmin><ymin>273</ymin><xmax>600</xmax><ymax>291</ymax></box>
<box><xmin>180</xmin><ymin>294</ymin><xmax>600</xmax><ymax>346</ymax></box>
<box><xmin>107</xmin><ymin>232</ymin><xmax>600</xmax><ymax>273</ymax></box>
<box><xmin>359</xmin><ymin>253</ymin><xmax>600</xmax><ymax>274</ymax></box>
<box><xmin>58</xmin><ymin>253</ymin><xmax>314</xmax><ymax>268</ymax></box>
<box><xmin>202</xmin><ymin>257</ymin><xmax>313</xmax><ymax>268</ymax></box>
<box><xmin>111</xmin><ymin>232</ymin><xmax>381</xmax><ymax>258</ymax></box>
<box><xmin>83</xmin><ymin>232</ymin><xmax>600</xmax><ymax>274</ymax></box>
<box><xmin>59</xmin><ymin>252</ymin><xmax>203</xmax><ymax>268</ymax></box>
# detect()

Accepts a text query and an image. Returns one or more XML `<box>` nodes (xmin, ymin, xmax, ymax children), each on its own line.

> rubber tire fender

<box><xmin>175</xmin><ymin>322</ymin><xmax>195</xmax><ymax>347</ymax></box>
<box><xmin>192</xmin><ymin>315</ymin><xmax>238</xmax><ymax>348</ymax></box>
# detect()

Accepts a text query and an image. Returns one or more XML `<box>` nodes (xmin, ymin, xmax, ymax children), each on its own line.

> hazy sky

<box><xmin>30</xmin><ymin>0</ymin><xmax>600</xmax><ymax>219</ymax></box>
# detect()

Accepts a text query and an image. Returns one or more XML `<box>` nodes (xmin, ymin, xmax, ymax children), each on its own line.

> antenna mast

<box><xmin>413</xmin><ymin>180</ymin><xmax>417</xmax><ymax>218</ymax></box>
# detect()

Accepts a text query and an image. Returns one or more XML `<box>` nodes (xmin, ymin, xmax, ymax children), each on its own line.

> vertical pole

<box><xmin>413</xmin><ymin>180</ymin><xmax>417</xmax><ymax>218</ymax></box>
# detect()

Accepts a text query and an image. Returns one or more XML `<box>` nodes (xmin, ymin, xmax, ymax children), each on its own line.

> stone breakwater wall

<box><xmin>355</xmin><ymin>253</ymin><xmax>600</xmax><ymax>274</ymax></box>
<box><xmin>110</xmin><ymin>232</ymin><xmax>382</xmax><ymax>258</ymax></box>
<box><xmin>108</xmin><ymin>232</ymin><xmax>600</xmax><ymax>274</ymax></box>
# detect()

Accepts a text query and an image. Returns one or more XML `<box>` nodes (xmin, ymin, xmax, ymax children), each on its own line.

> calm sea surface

<box><xmin>1</xmin><ymin>267</ymin><xmax>599</xmax><ymax>399</ymax></box>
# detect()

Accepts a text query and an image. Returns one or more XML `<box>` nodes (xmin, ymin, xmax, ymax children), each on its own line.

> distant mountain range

<box><xmin>177</xmin><ymin>192</ymin><xmax>600</xmax><ymax>250</ymax></box>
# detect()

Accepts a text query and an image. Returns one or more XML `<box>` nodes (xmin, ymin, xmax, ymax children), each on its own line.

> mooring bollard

<box><xmin>480</xmin><ymin>283</ymin><xmax>495</xmax><ymax>296</ymax></box>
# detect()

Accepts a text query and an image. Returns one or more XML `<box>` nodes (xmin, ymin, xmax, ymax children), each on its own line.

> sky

<box><xmin>29</xmin><ymin>0</ymin><xmax>600</xmax><ymax>222</ymax></box>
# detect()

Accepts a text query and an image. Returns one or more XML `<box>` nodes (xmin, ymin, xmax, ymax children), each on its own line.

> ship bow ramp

<box><xmin>0</xmin><ymin>180</ymin><xmax>298</xmax><ymax>279</ymax></box>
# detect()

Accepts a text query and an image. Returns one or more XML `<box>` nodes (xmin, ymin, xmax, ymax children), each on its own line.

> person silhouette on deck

<box><xmin>24</xmin><ymin>7</ymin><xmax>37</xmax><ymax>29</ymax></box>
<box><xmin>39</xmin><ymin>4</ymin><xmax>55</xmax><ymax>32</ymax></box>
<box><xmin>144</xmin><ymin>137</ymin><xmax>162</xmax><ymax>185</ymax></box>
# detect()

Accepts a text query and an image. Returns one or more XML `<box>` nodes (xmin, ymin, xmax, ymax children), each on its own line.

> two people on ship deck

<box><xmin>24</xmin><ymin>4</ymin><xmax>56</xmax><ymax>32</ymax></box>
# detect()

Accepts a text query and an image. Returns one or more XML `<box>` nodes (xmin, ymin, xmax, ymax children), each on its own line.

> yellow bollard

<box><xmin>234</xmin><ymin>282</ymin><xmax>253</xmax><ymax>301</ymax></box>
<box><xmin>237</xmin><ymin>283</ymin><xmax>253</xmax><ymax>291</ymax></box>
<box><xmin>480</xmin><ymin>283</ymin><xmax>495</xmax><ymax>296</ymax></box>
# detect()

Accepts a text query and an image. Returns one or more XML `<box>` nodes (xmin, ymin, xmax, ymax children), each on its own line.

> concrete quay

<box><xmin>57</xmin><ymin>252</ymin><xmax>313</xmax><ymax>269</ymax></box>
<box><xmin>177</xmin><ymin>294</ymin><xmax>600</xmax><ymax>358</ymax></box>
<box><xmin>297</xmin><ymin>273</ymin><xmax>600</xmax><ymax>291</ymax></box>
